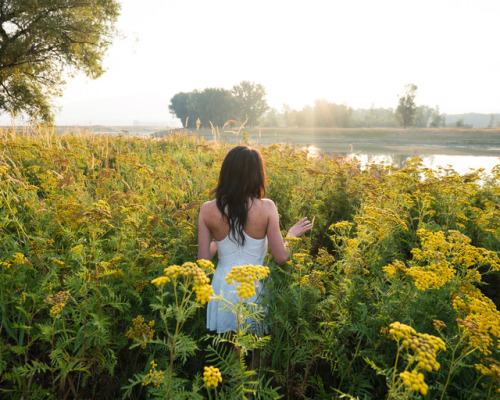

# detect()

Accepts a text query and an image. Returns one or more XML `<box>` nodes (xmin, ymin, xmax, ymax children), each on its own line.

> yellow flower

<box><xmin>400</xmin><ymin>369</ymin><xmax>428</xmax><ymax>395</ymax></box>
<box><xmin>388</xmin><ymin>321</ymin><xmax>418</xmax><ymax>340</ymax></box>
<box><xmin>453</xmin><ymin>283</ymin><xmax>500</xmax><ymax>356</ymax></box>
<box><xmin>151</xmin><ymin>276</ymin><xmax>170</xmax><ymax>286</ymax></box>
<box><xmin>194</xmin><ymin>283</ymin><xmax>213</xmax><ymax>304</ymax></box>
<box><xmin>125</xmin><ymin>315</ymin><xmax>155</xmax><ymax>349</ymax></box>
<box><xmin>44</xmin><ymin>290</ymin><xmax>71</xmax><ymax>316</ymax></box>
<box><xmin>197</xmin><ymin>259</ymin><xmax>215</xmax><ymax>273</ymax></box>
<box><xmin>203</xmin><ymin>366</ymin><xmax>222</xmax><ymax>388</ymax></box>
<box><xmin>143</xmin><ymin>360</ymin><xmax>163</xmax><ymax>387</ymax></box>
<box><xmin>13</xmin><ymin>253</ymin><xmax>28</xmax><ymax>265</ymax></box>
<box><xmin>225</xmin><ymin>265</ymin><xmax>269</xmax><ymax>300</ymax></box>
<box><xmin>300</xmin><ymin>271</ymin><xmax>326</xmax><ymax>293</ymax></box>
<box><xmin>151</xmin><ymin>262</ymin><xmax>213</xmax><ymax>304</ymax></box>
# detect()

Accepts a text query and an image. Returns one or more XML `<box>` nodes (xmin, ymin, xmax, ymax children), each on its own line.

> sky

<box><xmin>42</xmin><ymin>0</ymin><xmax>500</xmax><ymax>125</ymax></box>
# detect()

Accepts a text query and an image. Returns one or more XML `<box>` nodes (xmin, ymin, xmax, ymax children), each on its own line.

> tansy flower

<box><xmin>203</xmin><ymin>366</ymin><xmax>222</xmax><ymax>388</ymax></box>
<box><xmin>400</xmin><ymin>369</ymin><xmax>428</xmax><ymax>395</ymax></box>
<box><xmin>225</xmin><ymin>265</ymin><xmax>270</xmax><ymax>300</ymax></box>
<box><xmin>44</xmin><ymin>290</ymin><xmax>71</xmax><ymax>316</ymax></box>
<box><xmin>151</xmin><ymin>262</ymin><xmax>213</xmax><ymax>304</ymax></box>
<box><xmin>143</xmin><ymin>360</ymin><xmax>163</xmax><ymax>387</ymax></box>
<box><xmin>125</xmin><ymin>315</ymin><xmax>155</xmax><ymax>349</ymax></box>
<box><xmin>151</xmin><ymin>276</ymin><xmax>170</xmax><ymax>286</ymax></box>
<box><xmin>197</xmin><ymin>259</ymin><xmax>215</xmax><ymax>273</ymax></box>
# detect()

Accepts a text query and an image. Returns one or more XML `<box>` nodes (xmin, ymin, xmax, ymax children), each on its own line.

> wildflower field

<box><xmin>0</xmin><ymin>127</ymin><xmax>499</xmax><ymax>399</ymax></box>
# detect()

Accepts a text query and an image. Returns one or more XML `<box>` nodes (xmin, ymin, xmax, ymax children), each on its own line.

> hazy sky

<box><xmin>50</xmin><ymin>0</ymin><xmax>500</xmax><ymax>125</ymax></box>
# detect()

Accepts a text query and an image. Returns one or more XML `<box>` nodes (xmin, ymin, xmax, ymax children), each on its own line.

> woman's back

<box><xmin>205</xmin><ymin>200</ymin><xmax>269</xmax><ymax>333</ymax></box>
<box><xmin>201</xmin><ymin>198</ymin><xmax>270</xmax><ymax>240</ymax></box>
<box><xmin>216</xmin><ymin>230</ymin><xmax>268</xmax><ymax>268</ymax></box>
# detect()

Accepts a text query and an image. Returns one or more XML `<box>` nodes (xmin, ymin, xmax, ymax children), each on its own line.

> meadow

<box><xmin>0</xmin><ymin>126</ymin><xmax>499</xmax><ymax>399</ymax></box>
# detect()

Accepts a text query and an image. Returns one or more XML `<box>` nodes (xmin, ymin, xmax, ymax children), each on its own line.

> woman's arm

<box><xmin>266</xmin><ymin>200</ymin><xmax>313</xmax><ymax>265</ymax></box>
<box><xmin>197</xmin><ymin>203</ymin><xmax>217</xmax><ymax>260</ymax></box>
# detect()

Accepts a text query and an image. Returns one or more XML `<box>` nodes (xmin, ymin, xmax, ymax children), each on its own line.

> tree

<box><xmin>190</xmin><ymin>88</ymin><xmax>238</xmax><ymax>128</ymax></box>
<box><xmin>169</xmin><ymin>92</ymin><xmax>192</xmax><ymax>128</ymax></box>
<box><xmin>395</xmin><ymin>83</ymin><xmax>418</xmax><ymax>128</ymax></box>
<box><xmin>414</xmin><ymin>105</ymin><xmax>433</xmax><ymax>127</ymax></box>
<box><xmin>0</xmin><ymin>0</ymin><xmax>120</xmax><ymax>122</ymax></box>
<box><xmin>232</xmin><ymin>81</ymin><xmax>268</xmax><ymax>127</ymax></box>
<box><xmin>429</xmin><ymin>106</ymin><xmax>445</xmax><ymax>127</ymax></box>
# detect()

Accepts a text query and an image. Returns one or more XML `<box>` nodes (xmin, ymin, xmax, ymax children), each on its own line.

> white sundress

<box><xmin>206</xmin><ymin>230</ymin><xmax>268</xmax><ymax>333</ymax></box>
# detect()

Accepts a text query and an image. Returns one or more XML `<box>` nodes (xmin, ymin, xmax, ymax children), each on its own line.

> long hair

<box><xmin>213</xmin><ymin>146</ymin><xmax>266</xmax><ymax>245</ymax></box>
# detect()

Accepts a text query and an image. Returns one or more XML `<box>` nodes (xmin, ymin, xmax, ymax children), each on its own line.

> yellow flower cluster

<box><xmin>389</xmin><ymin>322</ymin><xmax>446</xmax><ymax>370</ymax></box>
<box><xmin>151</xmin><ymin>262</ymin><xmax>213</xmax><ymax>304</ymax></box>
<box><xmin>329</xmin><ymin>221</ymin><xmax>354</xmax><ymax>232</ymax></box>
<box><xmin>399</xmin><ymin>370</ymin><xmax>428</xmax><ymax>395</ymax></box>
<box><xmin>151</xmin><ymin>276</ymin><xmax>170</xmax><ymax>286</ymax></box>
<box><xmin>453</xmin><ymin>284</ymin><xmax>500</xmax><ymax>355</ymax></box>
<box><xmin>475</xmin><ymin>358</ymin><xmax>500</xmax><ymax>378</ymax></box>
<box><xmin>300</xmin><ymin>271</ymin><xmax>326</xmax><ymax>293</ymax></box>
<box><xmin>315</xmin><ymin>248</ymin><xmax>335</xmax><ymax>267</ymax></box>
<box><xmin>388</xmin><ymin>321</ymin><xmax>416</xmax><ymax>340</ymax></box>
<box><xmin>0</xmin><ymin>261</ymin><xmax>11</xmax><ymax>269</ymax></box>
<box><xmin>164</xmin><ymin>262</ymin><xmax>210</xmax><ymax>284</ymax></box>
<box><xmin>13</xmin><ymin>253</ymin><xmax>28</xmax><ymax>265</ymax></box>
<box><xmin>292</xmin><ymin>253</ymin><xmax>310</xmax><ymax>262</ymax></box>
<box><xmin>382</xmin><ymin>260</ymin><xmax>407</xmax><ymax>278</ymax></box>
<box><xmin>143</xmin><ymin>360</ymin><xmax>164</xmax><ymax>387</ymax></box>
<box><xmin>44</xmin><ymin>290</ymin><xmax>71</xmax><ymax>315</ymax></box>
<box><xmin>408</xmin><ymin>229</ymin><xmax>500</xmax><ymax>293</ymax></box>
<box><xmin>194</xmin><ymin>283</ymin><xmax>213</xmax><ymax>305</ymax></box>
<box><xmin>225</xmin><ymin>265</ymin><xmax>270</xmax><ymax>300</ymax></box>
<box><xmin>197</xmin><ymin>259</ymin><xmax>215</xmax><ymax>273</ymax></box>
<box><xmin>389</xmin><ymin>322</ymin><xmax>446</xmax><ymax>397</ymax></box>
<box><xmin>405</xmin><ymin>262</ymin><xmax>455</xmax><ymax>290</ymax></box>
<box><xmin>433</xmin><ymin>319</ymin><xmax>446</xmax><ymax>331</ymax></box>
<box><xmin>1</xmin><ymin>253</ymin><xmax>29</xmax><ymax>270</ymax></box>
<box><xmin>203</xmin><ymin>366</ymin><xmax>222</xmax><ymax>388</ymax></box>
<box><xmin>402</xmin><ymin>333</ymin><xmax>445</xmax><ymax>372</ymax></box>
<box><xmin>125</xmin><ymin>315</ymin><xmax>155</xmax><ymax>349</ymax></box>
<box><xmin>475</xmin><ymin>358</ymin><xmax>500</xmax><ymax>393</ymax></box>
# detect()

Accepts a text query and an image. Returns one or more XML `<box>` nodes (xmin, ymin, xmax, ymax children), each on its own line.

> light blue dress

<box><xmin>206</xmin><ymin>231</ymin><xmax>268</xmax><ymax>333</ymax></box>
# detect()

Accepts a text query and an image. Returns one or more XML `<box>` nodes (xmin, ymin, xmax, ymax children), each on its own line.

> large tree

<box><xmin>395</xmin><ymin>83</ymin><xmax>418</xmax><ymax>128</ymax></box>
<box><xmin>190</xmin><ymin>88</ymin><xmax>238</xmax><ymax>128</ymax></box>
<box><xmin>0</xmin><ymin>0</ymin><xmax>120</xmax><ymax>122</ymax></box>
<box><xmin>232</xmin><ymin>81</ymin><xmax>268</xmax><ymax>127</ymax></box>
<box><xmin>169</xmin><ymin>88</ymin><xmax>238</xmax><ymax>129</ymax></box>
<box><xmin>168</xmin><ymin>92</ymin><xmax>192</xmax><ymax>128</ymax></box>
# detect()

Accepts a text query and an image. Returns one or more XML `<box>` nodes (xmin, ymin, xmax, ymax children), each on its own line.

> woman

<box><xmin>198</xmin><ymin>145</ymin><xmax>312</xmax><ymax>333</ymax></box>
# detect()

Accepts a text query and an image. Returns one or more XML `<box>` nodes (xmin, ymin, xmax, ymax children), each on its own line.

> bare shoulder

<box><xmin>250</xmin><ymin>198</ymin><xmax>278</xmax><ymax>216</ymax></box>
<box><xmin>199</xmin><ymin>200</ymin><xmax>218</xmax><ymax>217</ymax></box>
<box><xmin>261</xmin><ymin>198</ymin><xmax>278</xmax><ymax>212</ymax></box>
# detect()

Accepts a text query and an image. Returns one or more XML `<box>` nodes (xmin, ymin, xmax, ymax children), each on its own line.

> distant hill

<box><xmin>443</xmin><ymin>113</ymin><xmax>500</xmax><ymax>128</ymax></box>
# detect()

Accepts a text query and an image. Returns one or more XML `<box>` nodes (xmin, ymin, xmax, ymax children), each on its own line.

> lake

<box><xmin>199</xmin><ymin>127</ymin><xmax>500</xmax><ymax>176</ymax></box>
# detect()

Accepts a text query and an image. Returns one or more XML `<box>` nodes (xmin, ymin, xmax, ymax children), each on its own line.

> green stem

<box><xmin>467</xmin><ymin>375</ymin><xmax>482</xmax><ymax>400</ymax></box>
<box><xmin>440</xmin><ymin>341</ymin><xmax>476</xmax><ymax>400</ymax></box>
<box><xmin>387</xmin><ymin>343</ymin><xmax>402</xmax><ymax>400</ymax></box>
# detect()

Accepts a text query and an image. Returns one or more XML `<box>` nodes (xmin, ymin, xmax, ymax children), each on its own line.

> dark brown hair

<box><xmin>213</xmin><ymin>146</ymin><xmax>266</xmax><ymax>245</ymax></box>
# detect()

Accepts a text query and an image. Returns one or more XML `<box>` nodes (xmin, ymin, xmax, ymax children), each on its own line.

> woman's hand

<box><xmin>286</xmin><ymin>217</ymin><xmax>313</xmax><ymax>238</ymax></box>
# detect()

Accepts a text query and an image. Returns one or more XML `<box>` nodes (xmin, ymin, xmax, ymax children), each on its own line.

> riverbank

<box><xmin>181</xmin><ymin>127</ymin><xmax>500</xmax><ymax>156</ymax></box>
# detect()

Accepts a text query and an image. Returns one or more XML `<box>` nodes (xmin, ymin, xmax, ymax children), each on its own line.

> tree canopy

<box><xmin>231</xmin><ymin>81</ymin><xmax>268</xmax><ymax>127</ymax></box>
<box><xmin>0</xmin><ymin>0</ymin><xmax>120</xmax><ymax>122</ymax></box>
<box><xmin>395</xmin><ymin>83</ymin><xmax>418</xmax><ymax>128</ymax></box>
<box><xmin>169</xmin><ymin>81</ymin><xmax>268</xmax><ymax>129</ymax></box>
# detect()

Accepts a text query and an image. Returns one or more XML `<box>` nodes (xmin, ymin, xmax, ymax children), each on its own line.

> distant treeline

<box><xmin>169</xmin><ymin>82</ymin><xmax>500</xmax><ymax>130</ymax></box>
<box><xmin>261</xmin><ymin>101</ymin><xmax>500</xmax><ymax>129</ymax></box>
